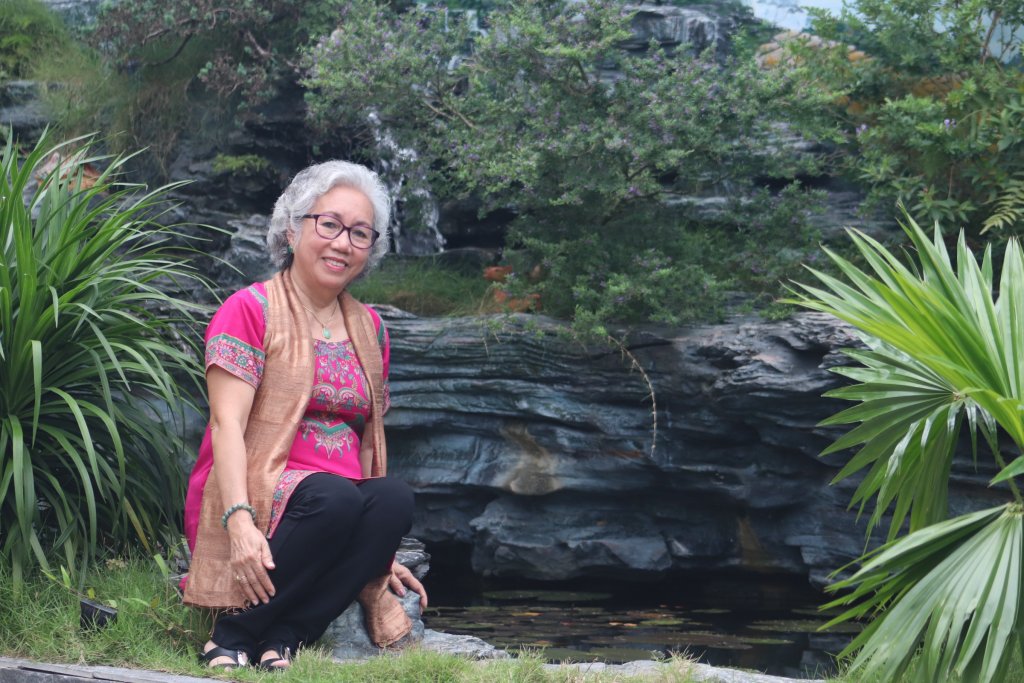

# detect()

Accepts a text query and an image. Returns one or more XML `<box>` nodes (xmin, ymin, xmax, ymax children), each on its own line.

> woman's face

<box><xmin>288</xmin><ymin>184</ymin><xmax>374</xmax><ymax>297</ymax></box>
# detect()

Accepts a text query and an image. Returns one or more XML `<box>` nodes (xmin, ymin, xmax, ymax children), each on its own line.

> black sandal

<box><xmin>199</xmin><ymin>644</ymin><xmax>249</xmax><ymax>670</ymax></box>
<box><xmin>258</xmin><ymin>643</ymin><xmax>292</xmax><ymax>672</ymax></box>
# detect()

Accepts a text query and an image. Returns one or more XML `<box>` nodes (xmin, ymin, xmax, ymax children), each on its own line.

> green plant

<box><xmin>788</xmin><ymin>209</ymin><xmax>1024</xmax><ymax>682</ymax></box>
<box><xmin>349</xmin><ymin>258</ymin><xmax>499</xmax><ymax>317</ymax></box>
<box><xmin>304</xmin><ymin>0</ymin><xmax>829</xmax><ymax>333</ymax></box>
<box><xmin>789</xmin><ymin>0</ymin><xmax>1024</xmax><ymax>236</ymax></box>
<box><xmin>35</xmin><ymin>1</ymin><xmax>363</xmax><ymax>180</ymax></box>
<box><xmin>0</xmin><ymin>132</ymin><xmax>209</xmax><ymax>587</ymax></box>
<box><xmin>211</xmin><ymin>153</ymin><xmax>271</xmax><ymax>176</ymax></box>
<box><xmin>0</xmin><ymin>0</ymin><xmax>68</xmax><ymax>79</ymax></box>
<box><xmin>88</xmin><ymin>0</ymin><xmax>355</xmax><ymax>106</ymax></box>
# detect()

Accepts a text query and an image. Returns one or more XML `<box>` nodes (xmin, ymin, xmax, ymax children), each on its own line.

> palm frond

<box><xmin>787</xmin><ymin>206</ymin><xmax>1024</xmax><ymax>681</ymax></box>
<box><xmin>826</xmin><ymin>505</ymin><xmax>1022</xmax><ymax>683</ymax></box>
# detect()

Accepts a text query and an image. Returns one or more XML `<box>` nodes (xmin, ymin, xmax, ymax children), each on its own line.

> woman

<box><xmin>182</xmin><ymin>161</ymin><xmax>426</xmax><ymax>670</ymax></box>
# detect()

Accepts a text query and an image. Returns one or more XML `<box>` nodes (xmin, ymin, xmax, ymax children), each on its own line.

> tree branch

<box><xmin>980</xmin><ymin>10</ymin><xmax>1001</xmax><ymax>64</ymax></box>
<box><xmin>147</xmin><ymin>33</ymin><xmax>195</xmax><ymax>67</ymax></box>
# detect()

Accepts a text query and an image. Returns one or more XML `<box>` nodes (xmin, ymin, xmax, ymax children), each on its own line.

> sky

<box><xmin>741</xmin><ymin>0</ymin><xmax>846</xmax><ymax>32</ymax></box>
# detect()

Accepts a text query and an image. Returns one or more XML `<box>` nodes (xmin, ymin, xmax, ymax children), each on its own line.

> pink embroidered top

<box><xmin>183</xmin><ymin>282</ymin><xmax>390</xmax><ymax>551</ymax></box>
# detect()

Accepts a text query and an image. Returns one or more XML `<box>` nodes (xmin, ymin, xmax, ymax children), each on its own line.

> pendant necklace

<box><xmin>300</xmin><ymin>302</ymin><xmax>338</xmax><ymax>339</ymax></box>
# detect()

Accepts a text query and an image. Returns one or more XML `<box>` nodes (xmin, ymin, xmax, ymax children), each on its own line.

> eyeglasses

<box><xmin>301</xmin><ymin>214</ymin><xmax>380</xmax><ymax>249</ymax></box>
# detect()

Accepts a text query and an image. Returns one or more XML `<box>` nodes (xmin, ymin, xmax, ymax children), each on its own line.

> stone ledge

<box><xmin>0</xmin><ymin>655</ymin><xmax>824</xmax><ymax>683</ymax></box>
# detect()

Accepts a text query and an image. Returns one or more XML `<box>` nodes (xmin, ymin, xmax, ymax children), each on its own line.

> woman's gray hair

<box><xmin>267</xmin><ymin>160</ymin><xmax>391</xmax><ymax>272</ymax></box>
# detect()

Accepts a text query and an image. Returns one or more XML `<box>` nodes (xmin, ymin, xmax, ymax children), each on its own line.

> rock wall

<box><xmin>40</xmin><ymin>0</ymin><xmax>100</xmax><ymax>24</ymax></box>
<box><xmin>383</xmin><ymin>310</ymin><xmax>1001</xmax><ymax>589</ymax></box>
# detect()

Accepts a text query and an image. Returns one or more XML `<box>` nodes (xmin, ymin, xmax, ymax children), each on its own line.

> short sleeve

<box><xmin>204</xmin><ymin>284</ymin><xmax>268</xmax><ymax>388</ymax></box>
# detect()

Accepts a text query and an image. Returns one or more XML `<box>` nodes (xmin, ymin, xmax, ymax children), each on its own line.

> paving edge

<box><xmin>0</xmin><ymin>655</ymin><xmax>825</xmax><ymax>683</ymax></box>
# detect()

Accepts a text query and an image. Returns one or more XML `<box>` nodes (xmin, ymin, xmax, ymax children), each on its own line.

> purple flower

<box><xmin>944</xmin><ymin>118</ymin><xmax>957</xmax><ymax>130</ymax></box>
<box><xmin>855</xmin><ymin>123</ymin><xmax>869</xmax><ymax>136</ymax></box>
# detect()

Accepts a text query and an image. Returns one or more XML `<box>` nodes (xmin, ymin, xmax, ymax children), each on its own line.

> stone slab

<box><xmin>0</xmin><ymin>658</ymin><xmax>208</xmax><ymax>683</ymax></box>
<box><xmin>0</xmin><ymin>654</ymin><xmax>825</xmax><ymax>683</ymax></box>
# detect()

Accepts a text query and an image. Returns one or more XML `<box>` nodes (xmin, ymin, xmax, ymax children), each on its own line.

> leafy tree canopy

<box><xmin>87</xmin><ymin>0</ymin><xmax>372</xmax><ymax>106</ymax></box>
<box><xmin>303</xmin><ymin>0</ymin><xmax>831</xmax><ymax>333</ymax></box>
<box><xmin>791</xmin><ymin>0</ymin><xmax>1024</xmax><ymax>235</ymax></box>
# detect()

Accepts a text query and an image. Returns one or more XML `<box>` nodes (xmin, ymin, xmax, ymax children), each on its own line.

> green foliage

<box><xmin>0</xmin><ymin>133</ymin><xmax>209</xmax><ymax>587</ymax></box>
<box><xmin>788</xmin><ymin>210</ymin><xmax>1024</xmax><ymax>682</ymax></box>
<box><xmin>304</xmin><ymin>0</ymin><xmax>828</xmax><ymax>333</ymax></box>
<box><xmin>348</xmin><ymin>258</ymin><xmax>499</xmax><ymax>317</ymax></box>
<box><xmin>792</xmin><ymin>0</ymin><xmax>1024</xmax><ymax>235</ymax></box>
<box><xmin>0</xmin><ymin>0</ymin><xmax>68</xmax><ymax>79</ymax></box>
<box><xmin>211</xmin><ymin>153</ymin><xmax>271</xmax><ymax>176</ymax></box>
<box><xmin>35</xmin><ymin>36</ymin><xmax>223</xmax><ymax>180</ymax></box>
<box><xmin>37</xmin><ymin>0</ymin><xmax>357</xmax><ymax>179</ymax></box>
<box><xmin>88</xmin><ymin>0</ymin><xmax>354</xmax><ymax>108</ymax></box>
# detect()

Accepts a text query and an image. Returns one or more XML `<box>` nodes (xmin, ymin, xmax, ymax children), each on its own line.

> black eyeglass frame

<box><xmin>300</xmin><ymin>213</ymin><xmax>381</xmax><ymax>249</ymax></box>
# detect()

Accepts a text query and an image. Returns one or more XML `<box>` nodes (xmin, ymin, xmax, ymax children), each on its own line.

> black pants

<box><xmin>212</xmin><ymin>473</ymin><xmax>414</xmax><ymax>655</ymax></box>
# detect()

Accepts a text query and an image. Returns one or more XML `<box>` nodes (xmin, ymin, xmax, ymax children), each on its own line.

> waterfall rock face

<box><xmin>40</xmin><ymin>0</ymin><xmax>100</xmax><ymax>24</ymax></box>
<box><xmin>620</xmin><ymin>4</ymin><xmax>723</xmax><ymax>55</ymax></box>
<box><xmin>1</xmin><ymin>81</ymin><xmax>48</xmax><ymax>142</ymax></box>
<box><xmin>383</xmin><ymin>310</ymin><xmax>998</xmax><ymax>589</ymax></box>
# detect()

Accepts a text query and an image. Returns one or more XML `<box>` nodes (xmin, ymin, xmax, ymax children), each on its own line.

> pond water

<box><xmin>423</xmin><ymin>573</ymin><xmax>858</xmax><ymax>679</ymax></box>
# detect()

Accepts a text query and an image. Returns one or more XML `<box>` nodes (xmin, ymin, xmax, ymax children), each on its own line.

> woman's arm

<box><xmin>208</xmin><ymin>365</ymin><xmax>276</xmax><ymax>605</ymax></box>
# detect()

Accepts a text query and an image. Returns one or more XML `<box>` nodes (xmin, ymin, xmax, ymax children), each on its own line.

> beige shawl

<box><xmin>183</xmin><ymin>270</ymin><xmax>409</xmax><ymax>646</ymax></box>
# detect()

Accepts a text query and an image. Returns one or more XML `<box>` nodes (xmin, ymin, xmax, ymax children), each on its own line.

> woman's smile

<box><xmin>290</xmin><ymin>185</ymin><xmax>373</xmax><ymax>300</ymax></box>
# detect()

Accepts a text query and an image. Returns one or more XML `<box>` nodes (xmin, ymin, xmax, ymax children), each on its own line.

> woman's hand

<box><xmin>227</xmin><ymin>514</ymin><xmax>276</xmax><ymax>605</ymax></box>
<box><xmin>388</xmin><ymin>561</ymin><xmax>428</xmax><ymax>610</ymax></box>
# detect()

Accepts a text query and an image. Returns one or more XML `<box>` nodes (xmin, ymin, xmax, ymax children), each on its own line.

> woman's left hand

<box><xmin>389</xmin><ymin>561</ymin><xmax>428</xmax><ymax>610</ymax></box>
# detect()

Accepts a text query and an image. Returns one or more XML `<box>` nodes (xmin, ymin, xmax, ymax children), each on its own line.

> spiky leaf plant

<box><xmin>0</xmin><ymin>133</ymin><xmax>207</xmax><ymax>587</ymax></box>
<box><xmin>789</xmin><ymin>211</ymin><xmax>1024</xmax><ymax>683</ymax></box>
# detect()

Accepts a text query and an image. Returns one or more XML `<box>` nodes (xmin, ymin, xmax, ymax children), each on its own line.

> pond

<box><xmin>423</xmin><ymin>572</ymin><xmax>857</xmax><ymax>679</ymax></box>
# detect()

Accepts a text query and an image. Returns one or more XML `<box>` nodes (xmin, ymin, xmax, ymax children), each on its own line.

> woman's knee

<box><xmin>361</xmin><ymin>477</ymin><xmax>415</xmax><ymax>529</ymax></box>
<box><xmin>288</xmin><ymin>473</ymin><xmax>363</xmax><ymax>524</ymax></box>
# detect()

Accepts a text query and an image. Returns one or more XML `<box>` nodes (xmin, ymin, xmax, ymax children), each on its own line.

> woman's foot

<box><xmin>258</xmin><ymin>643</ymin><xmax>292</xmax><ymax>671</ymax></box>
<box><xmin>199</xmin><ymin>640</ymin><xmax>249</xmax><ymax>669</ymax></box>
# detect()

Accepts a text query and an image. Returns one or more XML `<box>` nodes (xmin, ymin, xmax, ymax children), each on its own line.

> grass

<box><xmin>0</xmin><ymin>0</ymin><xmax>68</xmax><ymax>79</ymax></box>
<box><xmin>0</xmin><ymin>556</ymin><xmax>701</xmax><ymax>682</ymax></box>
<box><xmin>351</xmin><ymin>258</ymin><xmax>505</xmax><ymax>318</ymax></box>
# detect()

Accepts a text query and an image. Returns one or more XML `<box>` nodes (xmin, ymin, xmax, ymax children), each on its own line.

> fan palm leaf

<box><xmin>788</xmin><ymin>208</ymin><xmax>1024</xmax><ymax>682</ymax></box>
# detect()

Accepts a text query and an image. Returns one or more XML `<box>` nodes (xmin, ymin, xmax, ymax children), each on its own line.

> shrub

<box><xmin>0</xmin><ymin>0</ymin><xmax>67</xmax><ymax>80</ymax></box>
<box><xmin>303</xmin><ymin>0</ymin><xmax>828</xmax><ymax>333</ymax></box>
<box><xmin>348</xmin><ymin>258</ymin><xmax>498</xmax><ymax>317</ymax></box>
<box><xmin>36</xmin><ymin>1</ymin><xmax>363</xmax><ymax>179</ymax></box>
<box><xmin>789</xmin><ymin>0</ymin><xmax>1024</xmax><ymax>236</ymax></box>
<box><xmin>211</xmin><ymin>153</ymin><xmax>271</xmax><ymax>176</ymax></box>
<box><xmin>0</xmin><ymin>133</ymin><xmax>209</xmax><ymax>586</ymax></box>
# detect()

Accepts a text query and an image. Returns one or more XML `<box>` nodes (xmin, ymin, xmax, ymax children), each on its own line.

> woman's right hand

<box><xmin>227</xmin><ymin>514</ymin><xmax>276</xmax><ymax>605</ymax></box>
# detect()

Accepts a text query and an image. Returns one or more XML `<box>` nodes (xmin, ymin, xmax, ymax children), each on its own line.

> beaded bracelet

<box><xmin>221</xmin><ymin>502</ymin><xmax>257</xmax><ymax>529</ymax></box>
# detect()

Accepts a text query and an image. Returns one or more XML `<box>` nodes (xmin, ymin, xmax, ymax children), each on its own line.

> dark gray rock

<box><xmin>417</xmin><ymin>630</ymin><xmax>509</xmax><ymax>660</ymax></box>
<box><xmin>382</xmin><ymin>311</ymin><xmax>997</xmax><ymax>589</ymax></box>
<box><xmin>40</xmin><ymin>0</ymin><xmax>100</xmax><ymax>25</ymax></box>
<box><xmin>326</xmin><ymin>538</ymin><xmax>430</xmax><ymax>659</ymax></box>
<box><xmin>326</xmin><ymin>587</ymin><xmax>426</xmax><ymax>661</ymax></box>
<box><xmin>620</xmin><ymin>4</ymin><xmax>722</xmax><ymax>54</ymax></box>
<box><xmin>551</xmin><ymin>660</ymin><xmax>823</xmax><ymax>683</ymax></box>
<box><xmin>0</xmin><ymin>81</ymin><xmax>49</xmax><ymax>143</ymax></box>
